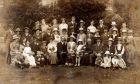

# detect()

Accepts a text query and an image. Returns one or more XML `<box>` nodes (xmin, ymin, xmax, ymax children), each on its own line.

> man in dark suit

<box><xmin>68</xmin><ymin>16</ymin><xmax>78</xmax><ymax>37</ymax></box>
<box><xmin>93</xmin><ymin>39</ymin><xmax>104</xmax><ymax>66</ymax></box>
<box><xmin>57</xmin><ymin>36</ymin><xmax>68</xmax><ymax>65</ymax></box>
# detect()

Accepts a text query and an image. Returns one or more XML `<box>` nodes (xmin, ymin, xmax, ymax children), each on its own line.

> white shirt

<box><xmin>41</xmin><ymin>24</ymin><xmax>49</xmax><ymax>32</ymax></box>
<box><xmin>87</xmin><ymin>25</ymin><xmax>96</xmax><ymax>33</ymax></box>
<box><xmin>59</xmin><ymin>23</ymin><xmax>68</xmax><ymax>34</ymax></box>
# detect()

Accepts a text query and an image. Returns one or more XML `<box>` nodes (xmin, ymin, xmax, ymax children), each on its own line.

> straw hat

<box><xmin>53</xmin><ymin>28</ymin><xmax>58</xmax><ymax>31</ymax></box>
<box><xmin>15</xmin><ymin>28</ymin><xmax>21</xmax><ymax>32</ymax></box>
<box><xmin>111</xmin><ymin>21</ymin><xmax>117</xmax><ymax>26</ymax></box>
<box><xmin>70</xmin><ymin>35</ymin><xmax>75</xmax><ymax>39</ymax></box>
<box><xmin>79</xmin><ymin>28</ymin><xmax>84</xmax><ymax>31</ymax></box>
<box><xmin>108</xmin><ymin>38</ymin><xmax>113</xmax><ymax>41</ymax></box>
<box><xmin>13</xmin><ymin>35</ymin><xmax>19</xmax><ymax>40</ymax></box>
<box><xmin>128</xmin><ymin>29</ymin><xmax>133</xmax><ymax>33</ymax></box>
<box><xmin>105</xmin><ymin>51</ymin><xmax>110</xmax><ymax>55</ymax></box>
<box><xmin>78</xmin><ymin>39</ymin><xmax>83</xmax><ymax>42</ymax></box>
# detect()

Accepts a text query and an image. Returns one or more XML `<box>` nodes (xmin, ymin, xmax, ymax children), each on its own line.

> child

<box><xmin>75</xmin><ymin>39</ymin><xmax>85</xmax><ymax>66</ymax></box>
<box><xmin>101</xmin><ymin>51</ymin><xmax>112</xmax><ymax>68</ymax></box>
<box><xmin>36</xmin><ymin>51</ymin><xmax>45</xmax><ymax>67</ymax></box>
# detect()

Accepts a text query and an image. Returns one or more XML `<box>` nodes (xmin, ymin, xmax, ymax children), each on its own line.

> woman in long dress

<box><xmin>47</xmin><ymin>38</ymin><xmax>58</xmax><ymax>65</ymax></box>
<box><xmin>10</xmin><ymin>35</ymin><xmax>21</xmax><ymax>65</ymax></box>
<box><xmin>126</xmin><ymin>29</ymin><xmax>135</xmax><ymax>64</ymax></box>
<box><xmin>113</xmin><ymin>37</ymin><xmax>126</xmax><ymax>69</ymax></box>
<box><xmin>23</xmin><ymin>41</ymin><xmax>36</xmax><ymax>67</ymax></box>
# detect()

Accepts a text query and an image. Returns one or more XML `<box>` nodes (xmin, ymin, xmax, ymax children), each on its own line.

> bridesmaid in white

<box><xmin>23</xmin><ymin>41</ymin><xmax>36</xmax><ymax>67</ymax></box>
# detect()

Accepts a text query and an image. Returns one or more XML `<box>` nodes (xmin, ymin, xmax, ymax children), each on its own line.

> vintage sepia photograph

<box><xmin>0</xmin><ymin>0</ymin><xmax>140</xmax><ymax>84</ymax></box>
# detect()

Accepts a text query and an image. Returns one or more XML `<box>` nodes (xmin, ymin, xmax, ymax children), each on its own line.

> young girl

<box><xmin>101</xmin><ymin>51</ymin><xmax>112</xmax><ymax>68</ymax></box>
<box><xmin>23</xmin><ymin>41</ymin><xmax>36</xmax><ymax>68</ymax></box>
<box><xmin>75</xmin><ymin>39</ymin><xmax>85</xmax><ymax>66</ymax></box>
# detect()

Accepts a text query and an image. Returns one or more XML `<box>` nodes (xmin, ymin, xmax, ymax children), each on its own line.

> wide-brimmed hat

<box><xmin>53</xmin><ymin>28</ymin><xmax>58</xmax><ymax>31</ymax></box>
<box><xmin>25</xmin><ymin>27</ymin><xmax>29</xmax><ymax>30</ymax></box>
<box><xmin>117</xmin><ymin>37</ymin><xmax>122</xmax><ymax>41</ymax></box>
<box><xmin>121</xmin><ymin>29</ymin><xmax>127</xmax><ymax>33</ymax></box>
<box><xmin>105</xmin><ymin>51</ymin><xmax>110</xmax><ymax>55</ymax></box>
<box><xmin>13</xmin><ymin>35</ymin><xmax>19</xmax><ymax>40</ymax></box>
<box><xmin>79</xmin><ymin>28</ymin><xmax>84</xmax><ymax>31</ymax></box>
<box><xmin>111</xmin><ymin>21</ymin><xmax>117</xmax><ymax>25</ymax></box>
<box><xmin>80</xmin><ymin>20</ymin><xmax>84</xmax><ymax>23</ymax></box>
<box><xmin>15</xmin><ymin>28</ymin><xmax>21</xmax><ymax>32</ymax></box>
<box><xmin>78</xmin><ymin>39</ymin><xmax>83</xmax><ymax>42</ymax></box>
<box><xmin>128</xmin><ymin>29</ymin><xmax>133</xmax><ymax>33</ymax></box>
<box><xmin>108</xmin><ymin>38</ymin><xmax>113</xmax><ymax>41</ymax></box>
<box><xmin>112</xmin><ymin>27</ymin><xmax>118</xmax><ymax>31</ymax></box>
<box><xmin>69</xmin><ymin>35</ymin><xmax>75</xmax><ymax>39</ymax></box>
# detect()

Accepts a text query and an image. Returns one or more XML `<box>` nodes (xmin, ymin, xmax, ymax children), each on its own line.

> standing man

<box><xmin>57</xmin><ymin>37</ymin><xmax>68</xmax><ymax>65</ymax></box>
<box><xmin>5</xmin><ymin>24</ymin><xmax>15</xmax><ymax>64</ymax></box>
<box><xmin>97</xmin><ymin>20</ymin><xmax>107</xmax><ymax>35</ymax></box>
<box><xmin>68</xmin><ymin>16</ymin><xmax>78</xmax><ymax>37</ymax></box>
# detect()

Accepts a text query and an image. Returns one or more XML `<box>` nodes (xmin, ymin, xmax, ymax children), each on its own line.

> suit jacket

<box><xmin>93</xmin><ymin>43</ymin><xmax>104</xmax><ymax>54</ymax></box>
<box><xmin>57</xmin><ymin>42</ymin><xmax>67</xmax><ymax>54</ymax></box>
<box><xmin>97</xmin><ymin>25</ymin><xmax>107</xmax><ymax>35</ymax></box>
<box><xmin>68</xmin><ymin>21</ymin><xmax>78</xmax><ymax>36</ymax></box>
<box><xmin>104</xmin><ymin>44</ymin><xmax>115</xmax><ymax>54</ymax></box>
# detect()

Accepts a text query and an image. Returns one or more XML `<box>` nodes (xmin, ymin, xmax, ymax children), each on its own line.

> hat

<box><xmin>80</xmin><ymin>20</ymin><xmax>84</xmax><ymax>23</ymax></box>
<box><xmin>15</xmin><ymin>28</ymin><xmax>21</xmax><ymax>31</ymax></box>
<box><xmin>13</xmin><ymin>35</ymin><xmax>19</xmax><ymax>40</ymax></box>
<box><xmin>25</xmin><ymin>27</ymin><xmax>29</xmax><ymax>29</ymax></box>
<box><xmin>108</xmin><ymin>38</ymin><xmax>113</xmax><ymax>41</ymax></box>
<box><xmin>87</xmin><ymin>38</ymin><xmax>92</xmax><ymax>42</ymax></box>
<box><xmin>70</xmin><ymin>35</ymin><xmax>75</xmax><ymax>39</ymax></box>
<box><xmin>111</xmin><ymin>21</ymin><xmax>117</xmax><ymax>25</ymax></box>
<box><xmin>78</xmin><ymin>39</ymin><xmax>83</xmax><ymax>42</ymax></box>
<box><xmin>112</xmin><ymin>27</ymin><xmax>118</xmax><ymax>31</ymax></box>
<box><xmin>105</xmin><ymin>7</ymin><xmax>113</xmax><ymax>11</ymax></box>
<box><xmin>53</xmin><ymin>28</ymin><xmax>58</xmax><ymax>31</ymax></box>
<box><xmin>42</xmin><ymin>41</ymin><xmax>46</xmax><ymax>43</ymax></box>
<box><xmin>79</xmin><ymin>28</ymin><xmax>84</xmax><ymax>31</ymax></box>
<box><xmin>117</xmin><ymin>37</ymin><xmax>122</xmax><ymax>41</ymax></box>
<box><xmin>128</xmin><ymin>29</ymin><xmax>133</xmax><ymax>33</ymax></box>
<box><xmin>121</xmin><ymin>29</ymin><xmax>127</xmax><ymax>33</ymax></box>
<box><xmin>105</xmin><ymin>51</ymin><xmax>110</xmax><ymax>55</ymax></box>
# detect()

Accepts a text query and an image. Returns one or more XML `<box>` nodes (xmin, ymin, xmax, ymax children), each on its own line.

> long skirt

<box><xmin>49</xmin><ymin>53</ymin><xmax>57</xmax><ymax>64</ymax></box>
<box><xmin>100</xmin><ymin>57</ymin><xmax>111</xmax><ymax>68</ymax></box>
<box><xmin>25</xmin><ymin>55</ymin><xmax>36</xmax><ymax>67</ymax></box>
<box><xmin>126</xmin><ymin>45</ymin><xmax>135</xmax><ymax>64</ymax></box>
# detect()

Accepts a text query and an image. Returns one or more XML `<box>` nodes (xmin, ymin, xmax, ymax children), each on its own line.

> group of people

<box><xmin>5</xmin><ymin>16</ymin><xmax>135</xmax><ymax>69</ymax></box>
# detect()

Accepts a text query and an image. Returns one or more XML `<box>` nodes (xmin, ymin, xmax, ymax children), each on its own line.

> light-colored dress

<box><xmin>23</xmin><ymin>47</ymin><xmax>36</xmax><ymax>67</ymax></box>
<box><xmin>114</xmin><ymin>44</ymin><xmax>126</xmax><ymax>68</ymax></box>
<box><xmin>10</xmin><ymin>42</ymin><xmax>21</xmax><ymax>65</ymax></box>
<box><xmin>101</xmin><ymin>55</ymin><xmax>112</xmax><ymax>68</ymax></box>
<box><xmin>47</xmin><ymin>41</ymin><xmax>57</xmax><ymax>64</ymax></box>
<box><xmin>126</xmin><ymin>35</ymin><xmax>135</xmax><ymax>63</ymax></box>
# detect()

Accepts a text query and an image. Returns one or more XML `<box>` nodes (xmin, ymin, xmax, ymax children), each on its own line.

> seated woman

<box><xmin>67</xmin><ymin>35</ymin><xmax>76</xmax><ymax>66</ymax></box>
<box><xmin>112</xmin><ymin>37</ymin><xmax>126</xmax><ymax>69</ymax></box>
<box><xmin>10</xmin><ymin>35</ymin><xmax>21</xmax><ymax>66</ymax></box>
<box><xmin>100</xmin><ymin>51</ymin><xmax>112</xmax><ymax>68</ymax></box>
<box><xmin>23</xmin><ymin>41</ymin><xmax>36</xmax><ymax>68</ymax></box>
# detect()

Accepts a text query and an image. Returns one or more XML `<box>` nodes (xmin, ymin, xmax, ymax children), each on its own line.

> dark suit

<box><xmin>104</xmin><ymin>44</ymin><xmax>115</xmax><ymax>54</ymax></box>
<box><xmin>57</xmin><ymin>42</ymin><xmax>68</xmax><ymax>65</ymax></box>
<box><xmin>92</xmin><ymin>43</ymin><xmax>104</xmax><ymax>65</ymax></box>
<box><xmin>68</xmin><ymin>21</ymin><xmax>78</xmax><ymax>36</ymax></box>
<box><xmin>97</xmin><ymin>25</ymin><xmax>108</xmax><ymax>35</ymax></box>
